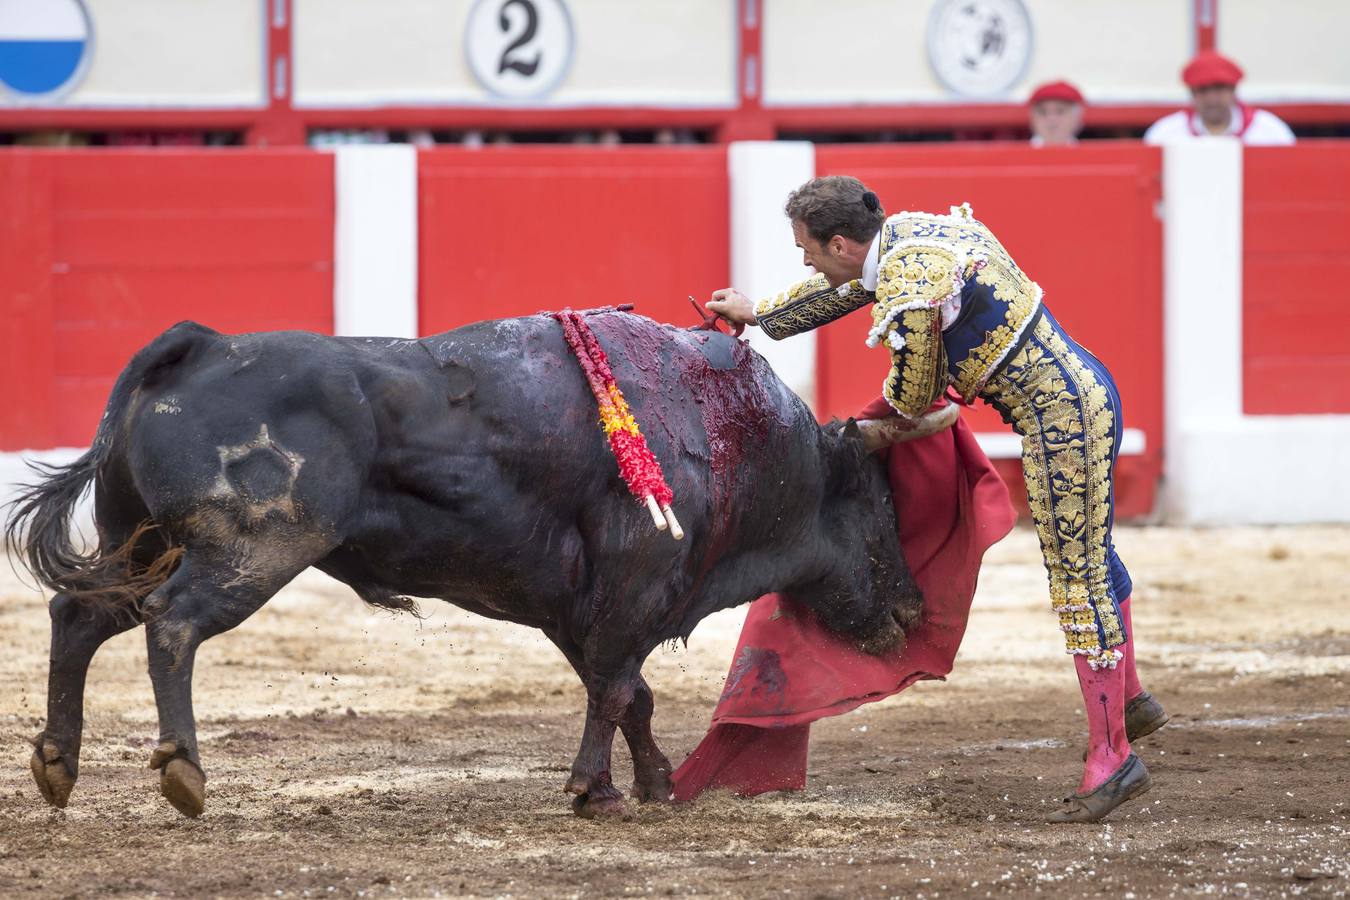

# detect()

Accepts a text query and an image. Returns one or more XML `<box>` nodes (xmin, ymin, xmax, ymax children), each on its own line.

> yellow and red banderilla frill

<box><xmin>552</xmin><ymin>309</ymin><xmax>683</xmax><ymax>540</ymax></box>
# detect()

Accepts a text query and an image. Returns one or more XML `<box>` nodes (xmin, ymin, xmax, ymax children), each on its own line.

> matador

<box><xmin>706</xmin><ymin>175</ymin><xmax>1169</xmax><ymax>822</ymax></box>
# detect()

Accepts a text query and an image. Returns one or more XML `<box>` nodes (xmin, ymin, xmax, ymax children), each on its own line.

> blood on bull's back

<box><xmin>418</xmin><ymin>312</ymin><xmax>830</xmax><ymax>602</ymax></box>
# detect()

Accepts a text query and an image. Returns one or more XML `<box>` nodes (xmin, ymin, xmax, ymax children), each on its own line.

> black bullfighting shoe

<box><xmin>1124</xmin><ymin>690</ymin><xmax>1170</xmax><ymax>741</ymax></box>
<box><xmin>1048</xmin><ymin>752</ymin><xmax>1152</xmax><ymax>823</ymax></box>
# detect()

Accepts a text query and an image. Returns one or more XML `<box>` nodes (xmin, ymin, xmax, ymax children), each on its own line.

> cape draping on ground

<box><xmin>671</xmin><ymin>397</ymin><xmax>1016</xmax><ymax>800</ymax></box>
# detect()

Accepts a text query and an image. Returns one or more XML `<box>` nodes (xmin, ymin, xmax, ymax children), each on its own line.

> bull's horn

<box><xmin>857</xmin><ymin>404</ymin><xmax>960</xmax><ymax>453</ymax></box>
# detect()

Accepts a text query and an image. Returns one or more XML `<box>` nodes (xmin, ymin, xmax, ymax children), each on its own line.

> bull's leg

<box><xmin>139</xmin><ymin>553</ymin><xmax>300</xmax><ymax>818</ymax></box>
<box><xmin>619</xmin><ymin>675</ymin><xmax>673</xmax><ymax>803</ymax></box>
<box><xmin>30</xmin><ymin>596</ymin><xmax>140</xmax><ymax>808</ymax></box>
<box><xmin>565</xmin><ymin>665</ymin><xmax>640</xmax><ymax>820</ymax></box>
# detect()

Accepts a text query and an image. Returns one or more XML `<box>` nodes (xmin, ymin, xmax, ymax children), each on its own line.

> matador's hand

<box><xmin>705</xmin><ymin>289</ymin><xmax>758</xmax><ymax>327</ymax></box>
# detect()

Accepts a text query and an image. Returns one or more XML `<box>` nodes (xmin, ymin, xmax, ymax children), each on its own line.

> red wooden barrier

<box><xmin>0</xmin><ymin>154</ymin><xmax>57</xmax><ymax>451</ymax></box>
<box><xmin>813</xmin><ymin>144</ymin><xmax>1165</xmax><ymax>518</ymax></box>
<box><xmin>1243</xmin><ymin>143</ymin><xmax>1350</xmax><ymax>415</ymax></box>
<box><xmin>0</xmin><ymin>150</ymin><xmax>335</xmax><ymax>451</ymax></box>
<box><xmin>417</xmin><ymin>147</ymin><xmax>730</xmax><ymax>334</ymax></box>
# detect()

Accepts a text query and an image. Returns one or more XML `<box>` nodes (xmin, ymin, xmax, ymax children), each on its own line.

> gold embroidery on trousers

<box><xmin>981</xmin><ymin>317</ymin><xmax>1124</xmax><ymax>659</ymax></box>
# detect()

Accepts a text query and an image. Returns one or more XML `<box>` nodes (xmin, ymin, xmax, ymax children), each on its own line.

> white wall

<box><xmin>1019</xmin><ymin>0</ymin><xmax>1190</xmax><ymax>103</ymax></box>
<box><xmin>727</xmin><ymin>141</ymin><xmax>817</xmax><ymax>406</ymax></box>
<box><xmin>1220</xmin><ymin>0</ymin><xmax>1350</xmax><ymax>102</ymax></box>
<box><xmin>11</xmin><ymin>0</ymin><xmax>1349</xmax><ymax>113</ymax></box>
<box><xmin>293</xmin><ymin>0</ymin><xmax>736</xmax><ymax>108</ymax></box>
<box><xmin>0</xmin><ymin>448</ymin><xmax>93</xmax><ymax>539</ymax></box>
<box><xmin>763</xmin><ymin>0</ymin><xmax>1350</xmax><ymax>107</ymax></box>
<box><xmin>762</xmin><ymin>0</ymin><xmax>933</xmax><ymax>105</ymax></box>
<box><xmin>762</xmin><ymin>0</ymin><xmax>1191</xmax><ymax>105</ymax></box>
<box><xmin>0</xmin><ymin>0</ymin><xmax>267</xmax><ymax>108</ymax></box>
<box><xmin>333</xmin><ymin>145</ymin><xmax>419</xmax><ymax>339</ymax></box>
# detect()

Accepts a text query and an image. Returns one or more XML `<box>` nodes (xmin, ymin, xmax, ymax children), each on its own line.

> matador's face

<box><xmin>792</xmin><ymin>220</ymin><xmax>865</xmax><ymax>289</ymax></box>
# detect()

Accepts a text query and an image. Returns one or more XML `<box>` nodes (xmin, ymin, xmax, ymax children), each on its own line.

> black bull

<box><xmin>7</xmin><ymin>311</ymin><xmax>923</xmax><ymax>819</ymax></box>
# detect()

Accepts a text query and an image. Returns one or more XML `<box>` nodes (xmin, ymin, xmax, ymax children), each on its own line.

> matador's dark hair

<box><xmin>784</xmin><ymin>176</ymin><xmax>886</xmax><ymax>244</ymax></box>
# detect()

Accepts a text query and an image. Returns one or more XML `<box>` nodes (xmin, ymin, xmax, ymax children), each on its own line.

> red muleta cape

<box><xmin>671</xmin><ymin>397</ymin><xmax>1016</xmax><ymax>800</ymax></box>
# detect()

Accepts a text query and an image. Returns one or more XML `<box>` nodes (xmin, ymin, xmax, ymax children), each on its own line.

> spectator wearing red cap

<box><xmin>1028</xmin><ymin>80</ymin><xmax>1085</xmax><ymax>146</ymax></box>
<box><xmin>1144</xmin><ymin>51</ymin><xmax>1294</xmax><ymax>145</ymax></box>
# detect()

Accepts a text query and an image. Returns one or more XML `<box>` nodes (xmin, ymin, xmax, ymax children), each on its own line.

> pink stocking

<box><xmin>1074</xmin><ymin>653</ymin><xmax>1131</xmax><ymax>794</ymax></box>
<box><xmin>1118</xmin><ymin>595</ymin><xmax>1143</xmax><ymax>700</ymax></box>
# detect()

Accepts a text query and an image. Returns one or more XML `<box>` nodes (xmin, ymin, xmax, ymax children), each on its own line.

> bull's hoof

<box><xmin>631</xmin><ymin>771</ymin><xmax>674</xmax><ymax>803</ymax></box>
<box><xmin>149</xmin><ymin>742</ymin><xmax>206</xmax><ymax>818</ymax></box>
<box><xmin>565</xmin><ymin>774</ymin><xmax>631</xmax><ymax>820</ymax></box>
<box><xmin>160</xmin><ymin>758</ymin><xmax>206</xmax><ymax>818</ymax></box>
<box><xmin>29</xmin><ymin>738</ymin><xmax>77</xmax><ymax>809</ymax></box>
<box><xmin>571</xmin><ymin>791</ymin><xmax>631</xmax><ymax>821</ymax></box>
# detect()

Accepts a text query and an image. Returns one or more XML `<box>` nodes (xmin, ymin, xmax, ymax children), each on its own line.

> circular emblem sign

<box><xmin>926</xmin><ymin>0</ymin><xmax>1032</xmax><ymax>98</ymax></box>
<box><xmin>465</xmin><ymin>0</ymin><xmax>574</xmax><ymax>101</ymax></box>
<box><xmin>0</xmin><ymin>0</ymin><xmax>93</xmax><ymax>103</ymax></box>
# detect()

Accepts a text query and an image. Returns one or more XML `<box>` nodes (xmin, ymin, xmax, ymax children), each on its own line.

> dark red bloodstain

<box><xmin>591</xmin><ymin>314</ymin><xmax>779</xmax><ymax>531</ymax></box>
<box><xmin>585</xmin><ymin>314</ymin><xmax>791</xmax><ymax>613</ymax></box>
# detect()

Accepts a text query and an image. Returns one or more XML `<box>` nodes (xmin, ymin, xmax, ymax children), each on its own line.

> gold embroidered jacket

<box><xmin>755</xmin><ymin>204</ymin><xmax>1043</xmax><ymax>418</ymax></box>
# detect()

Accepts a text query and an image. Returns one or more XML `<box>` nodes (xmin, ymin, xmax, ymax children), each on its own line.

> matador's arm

<box><xmin>866</xmin><ymin>244</ymin><xmax>968</xmax><ymax>419</ymax></box>
<box><xmin>753</xmin><ymin>273</ymin><xmax>873</xmax><ymax>340</ymax></box>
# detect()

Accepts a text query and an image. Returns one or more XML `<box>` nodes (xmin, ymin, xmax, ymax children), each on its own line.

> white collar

<box><xmin>860</xmin><ymin>230</ymin><xmax>882</xmax><ymax>292</ymax></box>
<box><xmin>1190</xmin><ymin>104</ymin><xmax>1242</xmax><ymax>136</ymax></box>
<box><xmin>1030</xmin><ymin>134</ymin><xmax>1078</xmax><ymax>147</ymax></box>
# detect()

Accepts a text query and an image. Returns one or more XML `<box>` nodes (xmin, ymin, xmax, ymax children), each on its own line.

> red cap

<box><xmin>1028</xmin><ymin>80</ymin><xmax>1085</xmax><ymax>106</ymax></box>
<box><xmin>1183</xmin><ymin>51</ymin><xmax>1244</xmax><ymax>88</ymax></box>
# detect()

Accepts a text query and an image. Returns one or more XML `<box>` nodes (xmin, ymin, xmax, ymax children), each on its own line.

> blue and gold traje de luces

<box><xmin>753</xmin><ymin>203</ymin><xmax>1130</xmax><ymax>666</ymax></box>
<box><xmin>755</xmin><ymin>204</ymin><xmax>1043</xmax><ymax>418</ymax></box>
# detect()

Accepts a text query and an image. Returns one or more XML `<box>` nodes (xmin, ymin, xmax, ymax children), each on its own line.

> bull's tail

<box><xmin>3</xmin><ymin>322</ymin><xmax>214</xmax><ymax>607</ymax></box>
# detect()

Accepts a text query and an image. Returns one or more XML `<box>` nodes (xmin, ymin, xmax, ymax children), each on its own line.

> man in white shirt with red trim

<box><xmin>1144</xmin><ymin>50</ymin><xmax>1295</xmax><ymax>146</ymax></box>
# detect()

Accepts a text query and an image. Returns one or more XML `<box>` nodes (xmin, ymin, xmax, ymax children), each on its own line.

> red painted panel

<box><xmin>1243</xmin><ymin>143</ymin><xmax>1350</xmax><ymax>414</ymax></box>
<box><xmin>0</xmin><ymin>153</ymin><xmax>56</xmax><ymax>451</ymax></box>
<box><xmin>0</xmin><ymin>149</ymin><xmax>335</xmax><ymax>450</ymax></box>
<box><xmin>813</xmin><ymin>144</ymin><xmax>1164</xmax><ymax>518</ymax></box>
<box><xmin>418</xmin><ymin>147</ymin><xmax>729</xmax><ymax>334</ymax></box>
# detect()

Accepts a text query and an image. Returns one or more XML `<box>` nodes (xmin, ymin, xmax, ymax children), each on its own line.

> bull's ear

<box><xmin>842</xmin><ymin>417</ymin><xmax>862</xmax><ymax>442</ymax></box>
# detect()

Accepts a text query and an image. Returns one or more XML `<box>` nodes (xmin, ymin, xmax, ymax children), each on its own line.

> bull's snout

<box><xmin>856</xmin><ymin>587</ymin><xmax>923</xmax><ymax>657</ymax></box>
<box><xmin>892</xmin><ymin>589</ymin><xmax>924</xmax><ymax>634</ymax></box>
<box><xmin>856</xmin><ymin>614</ymin><xmax>906</xmax><ymax>657</ymax></box>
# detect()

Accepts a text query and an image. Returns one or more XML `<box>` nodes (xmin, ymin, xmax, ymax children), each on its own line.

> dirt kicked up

<box><xmin>1</xmin><ymin>524</ymin><xmax>1347</xmax><ymax>899</ymax></box>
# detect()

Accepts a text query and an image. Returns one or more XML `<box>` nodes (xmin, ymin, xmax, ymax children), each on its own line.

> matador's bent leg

<box><xmin>982</xmin><ymin>313</ymin><xmax>1151</xmax><ymax>822</ymax></box>
<box><xmin>1119</xmin><ymin>596</ymin><xmax>1170</xmax><ymax>741</ymax></box>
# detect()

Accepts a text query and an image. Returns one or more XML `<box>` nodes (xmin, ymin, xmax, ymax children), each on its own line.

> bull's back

<box><xmin>421</xmin><ymin>312</ymin><xmax>826</xmax><ymax>551</ymax></box>
<box><xmin>424</xmin><ymin>311</ymin><xmax>816</xmax><ymax>475</ymax></box>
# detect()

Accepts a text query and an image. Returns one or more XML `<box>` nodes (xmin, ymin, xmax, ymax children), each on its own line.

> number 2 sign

<box><xmin>465</xmin><ymin>0</ymin><xmax>574</xmax><ymax>100</ymax></box>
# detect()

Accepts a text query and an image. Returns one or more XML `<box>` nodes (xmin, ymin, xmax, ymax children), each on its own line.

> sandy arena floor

<box><xmin>0</xmin><ymin>524</ymin><xmax>1347</xmax><ymax>898</ymax></box>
